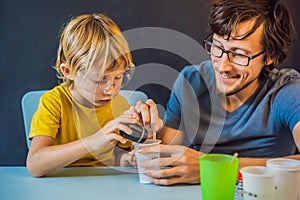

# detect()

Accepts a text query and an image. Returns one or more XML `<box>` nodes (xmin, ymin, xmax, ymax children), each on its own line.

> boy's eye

<box><xmin>90</xmin><ymin>77</ymin><xmax>106</xmax><ymax>85</ymax></box>
<box><xmin>91</xmin><ymin>75</ymin><xmax>122</xmax><ymax>84</ymax></box>
<box><xmin>96</xmin><ymin>80</ymin><xmax>105</xmax><ymax>84</ymax></box>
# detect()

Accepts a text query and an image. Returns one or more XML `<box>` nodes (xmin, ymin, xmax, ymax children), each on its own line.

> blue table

<box><xmin>0</xmin><ymin>166</ymin><xmax>202</xmax><ymax>200</ymax></box>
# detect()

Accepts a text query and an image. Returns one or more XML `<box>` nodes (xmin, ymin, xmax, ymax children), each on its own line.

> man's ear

<box><xmin>60</xmin><ymin>63</ymin><xmax>74</xmax><ymax>80</ymax></box>
<box><xmin>265</xmin><ymin>57</ymin><xmax>274</xmax><ymax>66</ymax></box>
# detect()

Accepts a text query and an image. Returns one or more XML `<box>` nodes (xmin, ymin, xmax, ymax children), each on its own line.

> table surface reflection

<box><xmin>0</xmin><ymin>166</ymin><xmax>244</xmax><ymax>200</ymax></box>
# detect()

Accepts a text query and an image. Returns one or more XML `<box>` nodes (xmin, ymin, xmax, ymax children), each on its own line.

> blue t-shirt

<box><xmin>164</xmin><ymin>60</ymin><xmax>300</xmax><ymax>157</ymax></box>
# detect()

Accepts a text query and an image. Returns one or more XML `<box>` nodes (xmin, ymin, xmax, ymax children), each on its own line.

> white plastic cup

<box><xmin>266</xmin><ymin>158</ymin><xmax>300</xmax><ymax>200</ymax></box>
<box><xmin>133</xmin><ymin>139</ymin><xmax>161</xmax><ymax>183</ymax></box>
<box><xmin>240</xmin><ymin>166</ymin><xmax>276</xmax><ymax>200</ymax></box>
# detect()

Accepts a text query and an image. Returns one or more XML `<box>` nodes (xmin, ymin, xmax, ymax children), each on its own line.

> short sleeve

<box><xmin>29</xmin><ymin>91</ymin><xmax>61</xmax><ymax>139</ymax></box>
<box><xmin>164</xmin><ymin>78</ymin><xmax>183</xmax><ymax>130</ymax></box>
<box><xmin>273</xmin><ymin>79</ymin><xmax>300</xmax><ymax>132</ymax></box>
<box><xmin>164</xmin><ymin>61</ymin><xmax>213</xmax><ymax>130</ymax></box>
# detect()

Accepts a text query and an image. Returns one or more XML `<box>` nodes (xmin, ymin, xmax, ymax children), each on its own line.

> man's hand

<box><xmin>138</xmin><ymin>144</ymin><xmax>202</xmax><ymax>185</ymax></box>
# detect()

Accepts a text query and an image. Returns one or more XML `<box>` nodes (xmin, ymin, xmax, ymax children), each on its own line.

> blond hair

<box><xmin>55</xmin><ymin>13</ymin><xmax>133</xmax><ymax>86</ymax></box>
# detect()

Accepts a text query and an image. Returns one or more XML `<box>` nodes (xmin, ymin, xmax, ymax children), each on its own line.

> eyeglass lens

<box><xmin>204</xmin><ymin>41</ymin><xmax>250</xmax><ymax>66</ymax></box>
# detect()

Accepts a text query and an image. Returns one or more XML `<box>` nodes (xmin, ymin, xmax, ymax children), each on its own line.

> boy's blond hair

<box><xmin>55</xmin><ymin>13</ymin><xmax>133</xmax><ymax>86</ymax></box>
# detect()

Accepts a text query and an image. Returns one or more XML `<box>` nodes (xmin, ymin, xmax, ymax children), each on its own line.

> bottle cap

<box><xmin>238</xmin><ymin>171</ymin><xmax>243</xmax><ymax>180</ymax></box>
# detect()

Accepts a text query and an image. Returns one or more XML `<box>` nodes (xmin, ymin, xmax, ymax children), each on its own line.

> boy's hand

<box><xmin>120</xmin><ymin>150</ymin><xmax>137</xmax><ymax>167</ymax></box>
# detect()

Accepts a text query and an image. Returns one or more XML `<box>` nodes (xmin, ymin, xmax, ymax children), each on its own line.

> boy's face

<box><xmin>73</xmin><ymin>68</ymin><xmax>126</xmax><ymax>108</ymax></box>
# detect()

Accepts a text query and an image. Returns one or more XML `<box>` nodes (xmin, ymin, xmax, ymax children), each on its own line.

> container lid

<box><xmin>266</xmin><ymin>158</ymin><xmax>300</xmax><ymax>171</ymax></box>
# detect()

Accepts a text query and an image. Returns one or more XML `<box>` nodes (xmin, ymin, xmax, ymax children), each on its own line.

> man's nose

<box><xmin>215</xmin><ymin>52</ymin><xmax>233</xmax><ymax>71</ymax></box>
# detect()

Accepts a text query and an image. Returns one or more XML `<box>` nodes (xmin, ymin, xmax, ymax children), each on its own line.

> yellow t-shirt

<box><xmin>29</xmin><ymin>85</ymin><xmax>131</xmax><ymax>166</ymax></box>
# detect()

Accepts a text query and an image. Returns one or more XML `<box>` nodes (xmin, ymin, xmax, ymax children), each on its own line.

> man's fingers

<box><xmin>143</xmin><ymin>167</ymin><xmax>185</xmax><ymax>185</ymax></box>
<box><xmin>141</xmin><ymin>156</ymin><xmax>181</xmax><ymax>168</ymax></box>
<box><xmin>144</xmin><ymin>166</ymin><xmax>184</xmax><ymax>178</ymax></box>
<box><xmin>150</xmin><ymin>177</ymin><xmax>182</xmax><ymax>186</ymax></box>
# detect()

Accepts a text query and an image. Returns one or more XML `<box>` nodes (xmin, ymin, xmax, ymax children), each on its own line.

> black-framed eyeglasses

<box><xmin>203</xmin><ymin>35</ymin><xmax>265</xmax><ymax>67</ymax></box>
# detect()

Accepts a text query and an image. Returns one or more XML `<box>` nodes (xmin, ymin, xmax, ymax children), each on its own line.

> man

<box><xmin>128</xmin><ymin>0</ymin><xmax>300</xmax><ymax>185</ymax></box>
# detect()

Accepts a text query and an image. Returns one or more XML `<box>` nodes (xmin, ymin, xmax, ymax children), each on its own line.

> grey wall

<box><xmin>1</xmin><ymin>0</ymin><xmax>299</xmax><ymax>166</ymax></box>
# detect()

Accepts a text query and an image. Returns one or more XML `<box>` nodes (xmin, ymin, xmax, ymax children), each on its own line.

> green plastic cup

<box><xmin>199</xmin><ymin>154</ymin><xmax>239</xmax><ymax>200</ymax></box>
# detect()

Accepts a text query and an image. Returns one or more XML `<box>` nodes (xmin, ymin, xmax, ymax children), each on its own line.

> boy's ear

<box><xmin>60</xmin><ymin>63</ymin><xmax>74</xmax><ymax>80</ymax></box>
